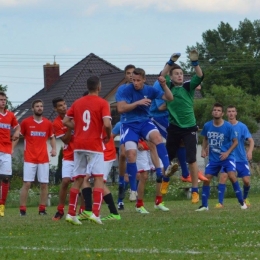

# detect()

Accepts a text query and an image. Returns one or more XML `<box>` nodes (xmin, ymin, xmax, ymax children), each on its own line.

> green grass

<box><xmin>1</xmin><ymin>196</ymin><xmax>260</xmax><ymax>260</ymax></box>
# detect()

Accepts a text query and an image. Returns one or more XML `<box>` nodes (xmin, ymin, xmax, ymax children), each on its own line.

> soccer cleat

<box><xmin>160</xmin><ymin>181</ymin><xmax>169</xmax><ymax>195</ymax></box>
<box><xmin>191</xmin><ymin>192</ymin><xmax>199</xmax><ymax>204</ymax></box>
<box><xmin>244</xmin><ymin>199</ymin><xmax>251</xmax><ymax>207</ymax></box>
<box><xmin>89</xmin><ymin>213</ymin><xmax>103</xmax><ymax>224</ymax></box>
<box><xmin>135</xmin><ymin>206</ymin><xmax>149</xmax><ymax>214</ymax></box>
<box><xmin>198</xmin><ymin>171</ymin><xmax>208</xmax><ymax>181</ymax></box>
<box><xmin>20</xmin><ymin>210</ymin><xmax>26</xmax><ymax>216</ymax></box>
<box><xmin>215</xmin><ymin>203</ymin><xmax>224</xmax><ymax>208</ymax></box>
<box><xmin>77</xmin><ymin>210</ymin><xmax>92</xmax><ymax>220</ymax></box>
<box><xmin>117</xmin><ymin>202</ymin><xmax>124</xmax><ymax>210</ymax></box>
<box><xmin>154</xmin><ymin>202</ymin><xmax>169</xmax><ymax>211</ymax></box>
<box><xmin>0</xmin><ymin>204</ymin><xmax>5</xmax><ymax>217</ymax></box>
<box><xmin>165</xmin><ymin>162</ymin><xmax>179</xmax><ymax>177</ymax></box>
<box><xmin>181</xmin><ymin>175</ymin><xmax>192</xmax><ymax>183</ymax></box>
<box><xmin>195</xmin><ymin>205</ymin><xmax>209</xmax><ymax>211</ymax></box>
<box><xmin>129</xmin><ymin>191</ymin><xmax>137</xmax><ymax>202</ymax></box>
<box><xmin>66</xmin><ymin>214</ymin><xmax>82</xmax><ymax>225</ymax></box>
<box><xmin>52</xmin><ymin>211</ymin><xmax>64</xmax><ymax>221</ymax></box>
<box><xmin>101</xmin><ymin>213</ymin><xmax>121</xmax><ymax>221</ymax></box>
<box><xmin>39</xmin><ymin>210</ymin><xmax>47</xmax><ymax>215</ymax></box>
<box><xmin>241</xmin><ymin>203</ymin><xmax>248</xmax><ymax>210</ymax></box>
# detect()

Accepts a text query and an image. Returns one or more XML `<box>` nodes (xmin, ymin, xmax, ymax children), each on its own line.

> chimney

<box><xmin>43</xmin><ymin>62</ymin><xmax>60</xmax><ymax>90</ymax></box>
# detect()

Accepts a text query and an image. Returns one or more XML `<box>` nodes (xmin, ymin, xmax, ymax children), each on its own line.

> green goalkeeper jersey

<box><xmin>166</xmin><ymin>74</ymin><xmax>203</xmax><ymax>128</ymax></box>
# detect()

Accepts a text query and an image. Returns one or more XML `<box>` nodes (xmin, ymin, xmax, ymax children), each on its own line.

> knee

<box><xmin>1</xmin><ymin>176</ymin><xmax>10</xmax><ymax>184</ymax></box>
<box><xmin>219</xmin><ymin>174</ymin><xmax>228</xmax><ymax>184</ymax></box>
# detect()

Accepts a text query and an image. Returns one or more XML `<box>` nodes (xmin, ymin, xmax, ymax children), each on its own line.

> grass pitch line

<box><xmin>0</xmin><ymin>246</ymin><xmax>203</xmax><ymax>255</ymax></box>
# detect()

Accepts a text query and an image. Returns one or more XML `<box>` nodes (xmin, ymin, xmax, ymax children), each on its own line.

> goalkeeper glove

<box><xmin>189</xmin><ymin>49</ymin><xmax>199</xmax><ymax>66</ymax></box>
<box><xmin>167</xmin><ymin>53</ymin><xmax>181</xmax><ymax>66</ymax></box>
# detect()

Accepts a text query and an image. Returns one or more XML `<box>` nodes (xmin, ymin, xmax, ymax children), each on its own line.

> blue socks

<box><xmin>156</xmin><ymin>143</ymin><xmax>170</xmax><ymax>170</ymax></box>
<box><xmin>232</xmin><ymin>181</ymin><xmax>244</xmax><ymax>205</ymax></box>
<box><xmin>243</xmin><ymin>185</ymin><xmax>250</xmax><ymax>200</ymax></box>
<box><xmin>127</xmin><ymin>162</ymin><xmax>137</xmax><ymax>192</ymax></box>
<box><xmin>177</xmin><ymin>147</ymin><xmax>189</xmax><ymax>178</ymax></box>
<box><xmin>201</xmin><ymin>186</ymin><xmax>210</xmax><ymax>207</ymax></box>
<box><xmin>218</xmin><ymin>184</ymin><xmax>226</xmax><ymax>205</ymax></box>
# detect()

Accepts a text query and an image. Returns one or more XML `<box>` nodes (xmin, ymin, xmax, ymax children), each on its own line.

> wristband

<box><xmin>191</xmin><ymin>61</ymin><xmax>199</xmax><ymax>66</ymax></box>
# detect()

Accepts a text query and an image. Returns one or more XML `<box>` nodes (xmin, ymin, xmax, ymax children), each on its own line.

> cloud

<box><xmin>82</xmin><ymin>4</ymin><xmax>99</xmax><ymax>16</ymax></box>
<box><xmin>106</xmin><ymin>0</ymin><xmax>260</xmax><ymax>14</ymax></box>
<box><xmin>0</xmin><ymin>0</ymin><xmax>39</xmax><ymax>7</ymax></box>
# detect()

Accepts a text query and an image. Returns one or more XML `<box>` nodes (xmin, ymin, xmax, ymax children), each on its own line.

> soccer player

<box><xmin>63</xmin><ymin>75</ymin><xmax>111</xmax><ymax>225</ymax></box>
<box><xmin>0</xmin><ymin>91</ymin><xmax>20</xmax><ymax>217</ymax></box>
<box><xmin>215</xmin><ymin>105</ymin><xmax>254</xmax><ymax>208</ymax></box>
<box><xmin>78</xmin><ymin>128</ymin><xmax>121</xmax><ymax>221</ymax></box>
<box><xmin>196</xmin><ymin>103</ymin><xmax>247</xmax><ymax>211</ymax></box>
<box><xmin>116</xmin><ymin>64</ymin><xmax>135</xmax><ymax>209</ymax></box>
<box><xmin>19</xmin><ymin>99</ymin><xmax>56</xmax><ymax>216</ymax></box>
<box><xmin>166</xmin><ymin>50</ymin><xmax>206</xmax><ymax>204</ymax></box>
<box><xmin>135</xmin><ymin>139</ymin><xmax>169</xmax><ymax>213</ymax></box>
<box><xmin>51</xmin><ymin>97</ymin><xmax>74</xmax><ymax>220</ymax></box>
<box><xmin>116</xmin><ymin>68</ymin><xmax>176</xmax><ymax>203</ymax></box>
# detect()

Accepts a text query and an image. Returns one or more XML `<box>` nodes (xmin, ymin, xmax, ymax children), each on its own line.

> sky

<box><xmin>0</xmin><ymin>0</ymin><xmax>260</xmax><ymax>106</ymax></box>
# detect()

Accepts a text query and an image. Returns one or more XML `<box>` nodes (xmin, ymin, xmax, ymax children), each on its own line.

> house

<box><xmin>14</xmin><ymin>53</ymin><xmax>198</xmax><ymax>167</ymax></box>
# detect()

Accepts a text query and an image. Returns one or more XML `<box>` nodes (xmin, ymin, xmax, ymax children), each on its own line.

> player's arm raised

<box><xmin>158</xmin><ymin>76</ymin><xmax>174</xmax><ymax>101</ymax></box>
<box><xmin>189</xmin><ymin>49</ymin><xmax>203</xmax><ymax>78</ymax></box>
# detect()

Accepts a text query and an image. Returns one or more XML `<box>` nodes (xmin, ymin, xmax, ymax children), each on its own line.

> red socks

<box><xmin>0</xmin><ymin>182</ymin><xmax>9</xmax><ymax>205</ymax></box>
<box><xmin>68</xmin><ymin>188</ymin><xmax>79</xmax><ymax>216</ymax></box>
<box><xmin>92</xmin><ymin>188</ymin><xmax>103</xmax><ymax>217</ymax></box>
<box><xmin>136</xmin><ymin>199</ymin><xmax>144</xmax><ymax>208</ymax></box>
<box><xmin>57</xmin><ymin>204</ymin><xmax>64</xmax><ymax>214</ymax></box>
<box><xmin>155</xmin><ymin>196</ymin><xmax>162</xmax><ymax>205</ymax></box>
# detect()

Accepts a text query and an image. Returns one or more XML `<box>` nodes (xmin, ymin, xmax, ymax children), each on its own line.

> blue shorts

<box><xmin>220</xmin><ymin>161</ymin><xmax>250</xmax><ymax>178</ymax></box>
<box><xmin>121</xmin><ymin>120</ymin><xmax>159</xmax><ymax>144</ymax></box>
<box><xmin>205</xmin><ymin>160</ymin><xmax>236</xmax><ymax>176</ymax></box>
<box><xmin>151</xmin><ymin>116</ymin><xmax>168</xmax><ymax>139</ymax></box>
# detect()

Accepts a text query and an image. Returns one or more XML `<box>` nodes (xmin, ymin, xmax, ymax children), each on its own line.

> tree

<box><xmin>182</xmin><ymin>19</ymin><xmax>260</xmax><ymax>96</ymax></box>
<box><xmin>0</xmin><ymin>84</ymin><xmax>14</xmax><ymax>110</ymax></box>
<box><xmin>194</xmin><ymin>85</ymin><xmax>259</xmax><ymax>133</ymax></box>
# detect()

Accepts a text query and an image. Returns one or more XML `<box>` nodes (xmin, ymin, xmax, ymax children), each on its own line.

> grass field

<box><xmin>1</xmin><ymin>196</ymin><xmax>260</xmax><ymax>260</ymax></box>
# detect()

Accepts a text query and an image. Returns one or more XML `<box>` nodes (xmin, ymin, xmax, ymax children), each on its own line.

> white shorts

<box><xmin>136</xmin><ymin>150</ymin><xmax>151</xmax><ymax>172</ymax></box>
<box><xmin>0</xmin><ymin>153</ymin><xmax>12</xmax><ymax>176</ymax></box>
<box><xmin>73</xmin><ymin>151</ymin><xmax>104</xmax><ymax>179</ymax></box>
<box><xmin>103</xmin><ymin>161</ymin><xmax>114</xmax><ymax>181</ymax></box>
<box><xmin>62</xmin><ymin>160</ymin><xmax>74</xmax><ymax>179</ymax></box>
<box><xmin>23</xmin><ymin>162</ymin><xmax>49</xmax><ymax>183</ymax></box>
<box><xmin>147</xmin><ymin>151</ymin><xmax>163</xmax><ymax>170</ymax></box>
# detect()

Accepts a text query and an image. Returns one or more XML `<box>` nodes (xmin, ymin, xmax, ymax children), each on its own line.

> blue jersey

<box><xmin>150</xmin><ymin>80</ymin><xmax>169</xmax><ymax>118</ymax></box>
<box><xmin>201</xmin><ymin>120</ymin><xmax>237</xmax><ymax>162</ymax></box>
<box><xmin>112</xmin><ymin>121</ymin><xmax>121</xmax><ymax>136</ymax></box>
<box><xmin>115</xmin><ymin>83</ymin><xmax>164</xmax><ymax>123</ymax></box>
<box><xmin>232</xmin><ymin>121</ymin><xmax>251</xmax><ymax>162</ymax></box>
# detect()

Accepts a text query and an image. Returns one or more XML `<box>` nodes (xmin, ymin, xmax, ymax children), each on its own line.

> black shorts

<box><xmin>166</xmin><ymin>124</ymin><xmax>198</xmax><ymax>164</ymax></box>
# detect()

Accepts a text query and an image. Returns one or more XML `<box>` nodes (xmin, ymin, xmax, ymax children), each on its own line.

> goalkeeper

<box><xmin>165</xmin><ymin>50</ymin><xmax>206</xmax><ymax>204</ymax></box>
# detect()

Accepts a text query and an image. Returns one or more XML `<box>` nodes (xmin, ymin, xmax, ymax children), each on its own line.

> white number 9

<box><xmin>83</xmin><ymin>110</ymin><xmax>91</xmax><ymax>131</ymax></box>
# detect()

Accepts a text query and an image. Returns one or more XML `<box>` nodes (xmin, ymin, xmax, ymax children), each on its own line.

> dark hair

<box><xmin>213</xmin><ymin>102</ymin><xmax>224</xmax><ymax>111</ymax></box>
<box><xmin>82</xmin><ymin>90</ymin><xmax>89</xmax><ymax>96</ymax></box>
<box><xmin>133</xmin><ymin>68</ymin><xmax>146</xmax><ymax>78</ymax></box>
<box><xmin>169</xmin><ymin>64</ymin><xmax>182</xmax><ymax>75</ymax></box>
<box><xmin>0</xmin><ymin>91</ymin><xmax>7</xmax><ymax>97</ymax></box>
<box><xmin>31</xmin><ymin>99</ymin><xmax>43</xmax><ymax>108</ymax></box>
<box><xmin>227</xmin><ymin>105</ymin><xmax>236</xmax><ymax>110</ymax></box>
<box><xmin>124</xmin><ymin>64</ymin><xmax>135</xmax><ymax>73</ymax></box>
<box><xmin>87</xmin><ymin>76</ymin><xmax>100</xmax><ymax>92</ymax></box>
<box><xmin>52</xmin><ymin>97</ymin><xmax>64</xmax><ymax>108</ymax></box>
